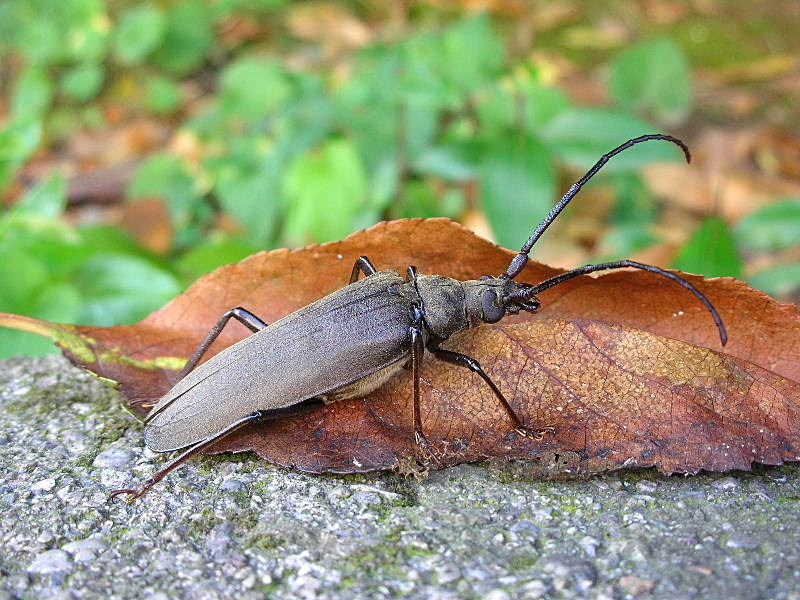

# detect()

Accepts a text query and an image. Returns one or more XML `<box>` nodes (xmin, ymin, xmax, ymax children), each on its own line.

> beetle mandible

<box><xmin>111</xmin><ymin>134</ymin><xmax>727</xmax><ymax>500</ymax></box>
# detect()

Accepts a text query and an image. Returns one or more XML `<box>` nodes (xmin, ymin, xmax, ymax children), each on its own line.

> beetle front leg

<box><xmin>427</xmin><ymin>343</ymin><xmax>555</xmax><ymax>441</ymax></box>
<box><xmin>177</xmin><ymin>307</ymin><xmax>269</xmax><ymax>381</ymax></box>
<box><xmin>349</xmin><ymin>256</ymin><xmax>378</xmax><ymax>283</ymax></box>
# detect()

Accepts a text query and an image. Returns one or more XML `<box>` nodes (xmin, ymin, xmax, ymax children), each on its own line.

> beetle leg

<box><xmin>122</xmin><ymin>400</ymin><xmax>325</xmax><ymax>500</ymax></box>
<box><xmin>177</xmin><ymin>307</ymin><xmax>268</xmax><ymax>381</ymax></box>
<box><xmin>110</xmin><ymin>410</ymin><xmax>267</xmax><ymax>502</ymax></box>
<box><xmin>427</xmin><ymin>343</ymin><xmax>555</xmax><ymax>440</ymax></box>
<box><xmin>410</xmin><ymin>307</ymin><xmax>438</xmax><ymax>462</ymax></box>
<box><xmin>349</xmin><ymin>256</ymin><xmax>378</xmax><ymax>283</ymax></box>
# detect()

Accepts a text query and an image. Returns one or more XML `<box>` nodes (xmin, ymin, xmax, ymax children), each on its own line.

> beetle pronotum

<box><xmin>111</xmin><ymin>134</ymin><xmax>727</xmax><ymax>500</ymax></box>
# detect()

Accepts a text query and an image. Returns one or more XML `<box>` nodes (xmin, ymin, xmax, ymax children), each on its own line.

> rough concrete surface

<box><xmin>0</xmin><ymin>355</ymin><xmax>798</xmax><ymax>600</ymax></box>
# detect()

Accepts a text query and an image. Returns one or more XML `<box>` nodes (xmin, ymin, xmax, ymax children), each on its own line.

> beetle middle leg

<box><xmin>427</xmin><ymin>342</ymin><xmax>555</xmax><ymax>440</ymax></box>
<box><xmin>406</xmin><ymin>304</ymin><xmax>441</xmax><ymax>462</ymax></box>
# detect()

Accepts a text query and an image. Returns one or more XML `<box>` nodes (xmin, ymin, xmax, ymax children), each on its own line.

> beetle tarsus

<box><xmin>108</xmin><ymin>486</ymin><xmax>149</xmax><ymax>503</ymax></box>
<box><xmin>514</xmin><ymin>425</ymin><xmax>556</xmax><ymax>440</ymax></box>
<box><xmin>414</xmin><ymin>431</ymin><xmax>440</xmax><ymax>465</ymax></box>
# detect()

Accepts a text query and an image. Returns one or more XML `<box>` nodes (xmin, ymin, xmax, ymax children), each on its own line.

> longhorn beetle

<box><xmin>111</xmin><ymin>135</ymin><xmax>727</xmax><ymax>500</ymax></box>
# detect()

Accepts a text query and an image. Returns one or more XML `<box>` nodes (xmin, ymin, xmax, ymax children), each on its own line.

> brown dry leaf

<box><xmin>2</xmin><ymin>219</ymin><xmax>799</xmax><ymax>476</ymax></box>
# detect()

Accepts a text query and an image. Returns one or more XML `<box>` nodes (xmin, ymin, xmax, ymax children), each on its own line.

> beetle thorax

<box><xmin>412</xmin><ymin>275</ymin><xmax>469</xmax><ymax>340</ymax></box>
<box><xmin>414</xmin><ymin>274</ymin><xmax>514</xmax><ymax>340</ymax></box>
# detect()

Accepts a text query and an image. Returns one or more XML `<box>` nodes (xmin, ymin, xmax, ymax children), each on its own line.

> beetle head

<box><xmin>474</xmin><ymin>276</ymin><xmax>541</xmax><ymax>324</ymax></box>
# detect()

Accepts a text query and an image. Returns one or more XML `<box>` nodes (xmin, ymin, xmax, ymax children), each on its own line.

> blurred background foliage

<box><xmin>0</xmin><ymin>0</ymin><xmax>798</xmax><ymax>357</ymax></box>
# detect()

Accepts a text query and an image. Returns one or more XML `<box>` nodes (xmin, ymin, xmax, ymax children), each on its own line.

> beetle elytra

<box><xmin>111</xmin><ymin>134</ymin><xmax>727</xmax><ymax>500</ymax></box>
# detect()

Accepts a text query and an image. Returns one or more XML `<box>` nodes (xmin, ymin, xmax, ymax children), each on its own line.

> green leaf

<box><xmin>145</xmin><ymin>75</ymin><xmax>182</xmax><ymax>115</ymax></box>
<box><xmin>60</xmin><ymin>63</ymin><xmax>104</xmax><ymax>102</ymax></box>
<box><xmin>477</xmin><ymin>77</ymin><xmax>573</xmax><ymax>136</ymax></box>
<box><xmin>0</xmin><ymin>249</ymin><xmax>50</xmax><ymax>312</ymax></box>
<box><xmin>540</xmin><ymin>108</ymin><xmax>686</xmax><ymax>171</ymax></box>
<box><xmin>15</xmin><ymin>174</ymin><xmax>67</xmax><ymax>219</ymax></box>
<box><xmin>672</xmin><ymin>216</ymin><xmax>742</xmax><ymax>278</ymax></box>
<box><xmin>748</xmin><ymin>262</ymin><xmax>800</xmax><ymax>298</ymax></box>
<box><xmin>479</xmin><ymin>133</ymin><xmax>555</xmax><ymax>250</ymax></box>
<box><xmin>399</xmin><ymin>181</ymin><xmax>464</xmax><ymax>220</ymax></box>
<box><xmin>64</xmin><ymin>0</ymin><xmax>110</xmax><ymax>63</ymax></box>
<box><xmin>0</xmin><ymin>0</ymin><xmax>109</xmax><ymax>65</ymax></box>
<box><xmin>610</xmin><ymin>38</ymin><xmax>692</xmax><ymax>125</ymax></box>
<box><xmin>12</xmin><ymin>67</ymin><xmax>53</xmax><ymax>120</ymax></box>
<box><xmin>129</xmin><ymin>154</ymin><xmax>202</xmax><ymax>237</ymax></box>
<box><xmin>152</xmin><ymin>1</ymin><xmax>213</xmax><ymax>76</ymax></box>
<box><xmin>1</xmin><ymin>279</ymin><xmax>81</xmax><ymax>357</ymax></box>
<box><xmin>177</xmin><ymin>236</ymin><xmax>258</xmax><ymax>285</ymax></box>
<box><xmin>74</xmin><ymin>254</ymin><xmax>181</xmax><ymax>325</ymax></box>
<box><xmin>0</xmin><ymin>119</ymin><xmax>41</xmax><ymax>192</ymax></box>
<box><xmin>405</xmin><ymin>15</ymin><xmax>504</xmax><ymax>106</ymax></box>
<box><xmin>282</xmin><ymin>139</ymin><xmax>368</xmax><ymax>244</ymax></box>
<box><xmin>114</xmin><ymin>5</ymin><xmax>166</xmax><ymax>65</ymax></box>
<box><xmin>219</xmin><ymin>57</ymin><xmax>292</xmax><ymax>124</ymax></box>
<box><xmin>734</xmin><ymin>198</ymin><xmax>800</xmax><ymax>251</ymax></box>
<box><xmin>598</xmin><ymin>223</ymin><xmax>657</xmax><ymax>261</ymax></box>
<box><xmin>209</xmin><ymin>139</ymin><xmax>284</xmax><ymax>246</ymax></box>
<box><xmin>413</xmin><ymin>147</ymin><xmax>474</xmax><ymax>181</ymax></box>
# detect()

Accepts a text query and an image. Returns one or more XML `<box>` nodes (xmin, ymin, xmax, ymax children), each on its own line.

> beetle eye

<box><xmin>481</xmin><ymin>289</ymin><xmax>506</xmax><ymax>323</ymax></box>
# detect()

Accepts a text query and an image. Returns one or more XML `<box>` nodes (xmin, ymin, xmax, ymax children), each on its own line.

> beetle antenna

<box><xmin>504</xmin><ymin>134</ymin><xmax>691</xmax><ymax>280</ymax></box>
<box><xmin>510</xmin><ymin>259</ymin><xmax>727</xmax><ymax>346</ymax></box>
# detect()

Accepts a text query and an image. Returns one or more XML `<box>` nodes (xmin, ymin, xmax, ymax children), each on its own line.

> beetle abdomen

<box><xmin>144</xmin><ymin>271</ymin><xmax>415</xmax><ymax>452</ymax></box>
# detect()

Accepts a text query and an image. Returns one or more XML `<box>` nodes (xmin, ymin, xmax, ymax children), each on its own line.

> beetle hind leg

<box><xmin>110</xmin><ymin>410</ymin><xmax>268</xmax><ymax>502</ymax></box>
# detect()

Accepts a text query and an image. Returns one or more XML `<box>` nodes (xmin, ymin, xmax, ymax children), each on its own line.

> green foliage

<box><xmin>734</xmin><ymin>198</ymin><xmax>800</xmax><ymax>251</ymax></box>
<box><xmin>610</xmin><ymin>38</ymin><xmax>692</xmax><ymax>125</ymax></box>
<box><xmin>734</xmin><ymin>198</ymin><xmax>800</xmax><ymax>296</ymax></box>
<box><xmin>282</xmin><ymin>140</ymin><xmax>369</xmax><ymax>244</ymax></box>
<box><xmin>60</xmin><ymin>63</ymin><xmax>105</xmax><ymax>101</ymax></box>
<box><xmin>152</xmin><ymin>1</ymin><xmax>213</xmax><ymax>76</ymax></box>
<box><xmin>5</xmin><ymin>2</ymin><xmax>789</xmax><ymax>358</ymax></box>
<box><xmin>479</xmin><ymin>133</ymin><xmax>555</xmax><ymax>249</ymax></box>
<box><xmin>0</xmin><ymin>119</ymin><xmax>41</xmax><ymax>192</ymax></box>
<box><xmin>128</xmin><ymin>154</ymin><xmax>206</xmax><ymax>249</ymax></box>
<box><xmin>0</xmin><ymin>178</ymin><xmax>180</xmax><ymax>358</ymax></box>
<box><xmin>114</xmin><ymin>5</ymin><xmax>166</xmax><ymax>65</ymax></box>
<box><xmin>673</xmin><ymin>216</ymin><xmax>743</xmax><ymax>278</ymax></box>
<box><xmin>12</xmin><ymin>67</ymin><xmax>54</xmax><ymax>120</ymax></box>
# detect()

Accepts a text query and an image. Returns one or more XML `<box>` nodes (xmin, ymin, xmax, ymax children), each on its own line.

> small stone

<box><xmin>539</xmin><ymin>555</ymin><xmax>596</xmax><ymax>592</ymax></box>
<box><xmin>28</xmin><ymin>549</ymin><xmax>72</xmax><ymax>575</ymax></box>
<box><xmin>484</xmin><ymin>590</ymin><xmax>511</xmax><ymax>600</ymax></box>
<box><xmin>520</xmin><ymin>580</ymin><xmax>547</xmax><ymax>599</ymax></box>
<box><xmin>221</xmin><ymin>478</ymin><xmax>247</xmax><ymax>493</ymax></box>
<box><xmin>635</xmin><ymin>480</ymin><xmax>658</xmax><ymax>493</ymax></box>
<box><xmin>510</xmin><ymin>519</ymin><xmax>540</xmax><ymax>536</ymax></box>
<box><xmin>617</xmin><ymin>575</ymin><xmax>654</xmax><ymax>597</ymax></box>
<box><xmin>725</xmin><ymin>534</ymin><xmax>759</xmax><ymax>550</ymax></box>
<box><xmin>62</xmin><ymin>538</ymin><xmax>107</xmax><ymax>563</ymax></box>
<box><xmin>579</xmin><ymin>536</ymin><xmax>599</xmax><ymax>557</ymax></box>
<box><xmin>93</xmin><ymin>448</ymin><xmax>136</xmax><ymax>468</ymax></box>
<box><xmin>712</xmin><ymin>477</ymin><xmax>740</xmax><ymax>491</ymax></box>
<box><xmin>436</xmin><ymin>563</ymin><xmax>461</xmax><ymax>584</ymax></box>
<box><xmin>31</xmin><ymin>478</ymin><xmax>56</xmax><ymax>492</ymax></box>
